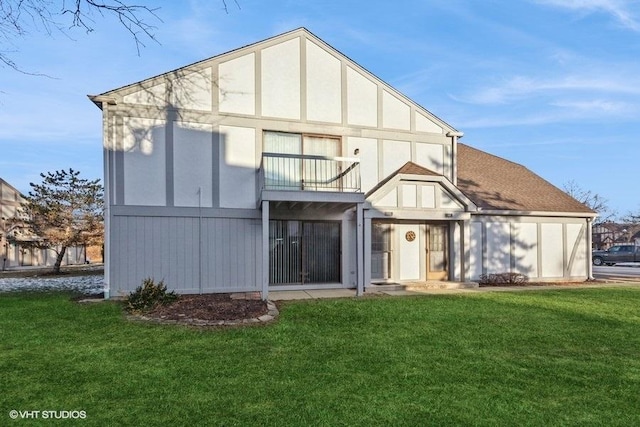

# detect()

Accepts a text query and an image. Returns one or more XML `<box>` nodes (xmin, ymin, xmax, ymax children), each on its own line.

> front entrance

<box><xmin>426</xmin><ymin>224</ymin><xmax>448</xmax><ymax>281</ymax></box>
<box><xmin>372</xmin><ymin>222</ymin><xmax>449</xmax><ymax>282</ymax></box>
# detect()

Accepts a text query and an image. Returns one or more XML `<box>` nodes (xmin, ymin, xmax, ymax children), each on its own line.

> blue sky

<box><xmin>1</xmin><ymin>0</ymin><xmax>638</xmax><ymax>217</ymax></box>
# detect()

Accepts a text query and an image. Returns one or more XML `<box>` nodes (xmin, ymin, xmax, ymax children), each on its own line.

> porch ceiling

<box><xmin>269</xmin><ymin>199</ymin><xmax>358</xmax><ymax>211</ymax></box>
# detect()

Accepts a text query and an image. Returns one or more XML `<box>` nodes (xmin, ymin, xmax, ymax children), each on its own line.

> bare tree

<box><xmin>563</xmin><ymin>180</ymin><xmax>616</xmax><ymax>223</ymax></box>
<box><xmin>619</xmin><ymin>209</ymin><xmax>640</xmax><ymax>243</ymax></box>
<box><xmin>0</xmin><ymin>0</ymin><xmax>161</xmax><ymax>74</ymax></box>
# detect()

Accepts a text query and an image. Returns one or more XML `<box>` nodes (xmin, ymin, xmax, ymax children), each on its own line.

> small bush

<box><xmin>125</xmin><ymin>278</ymin><xmax>178</xmax><ymax>313</ymax></box>
<box><xmin>479</xmin><ymin>272</ymin><xmax>529</xmax><ymax>286</ymax></box>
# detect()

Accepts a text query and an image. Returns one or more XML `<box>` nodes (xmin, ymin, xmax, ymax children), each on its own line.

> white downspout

<box><xmin>447</xmin><ymin>131</ymin><xmax>463</xmax><ymax>186</ymax></box>
<box><xmin>587</xmin><ymin>217</ymin><xmax>594</xmax><ymax>280</ymax></box>
<box><xmin>198</xmin><ymin>187</ymin><xmax>203</xmax><ymax>294</ymax></box>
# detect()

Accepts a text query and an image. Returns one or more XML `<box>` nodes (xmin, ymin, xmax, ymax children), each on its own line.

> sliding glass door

<box><xmin>263</xmin><ymin>131</ymin><xmax>341</xmax><ymax>190</ymax></box>
<box><xmin>269</xmin><ymin>220</ymin><xmax>341</xmax><ymax>285</ymax></box>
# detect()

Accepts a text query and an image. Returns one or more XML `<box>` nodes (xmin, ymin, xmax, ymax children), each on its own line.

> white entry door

<box><xmin>397</xmin><ymin>224</ymin><xmax>421</xmax><ymax>280</ymax></box>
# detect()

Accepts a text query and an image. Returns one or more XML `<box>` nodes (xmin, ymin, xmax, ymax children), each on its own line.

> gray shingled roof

<box><xmin>457</xmin><ymin>143</ymin><xmax>595</xmax><ymax>214</ymax></box>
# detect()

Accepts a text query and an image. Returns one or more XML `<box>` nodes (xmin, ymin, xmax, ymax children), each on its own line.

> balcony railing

<box><xmin>259</xmin><ymin>153</ymin><xmax>361</xmax><ymax>193</ymax></box>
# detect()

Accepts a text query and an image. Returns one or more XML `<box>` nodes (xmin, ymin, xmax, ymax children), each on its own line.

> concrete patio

<box><xmin>268</xmin><ymin>280</ymin><xmax>640</xmax><ymax>300</ymax></box>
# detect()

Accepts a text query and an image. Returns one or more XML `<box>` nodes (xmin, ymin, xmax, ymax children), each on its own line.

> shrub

<box><xmin>479</xmin><ymin>272</ymin><xmax>529</xmax><ymax>286</ymax></box>
<box><xmin>125</xmin><ymin>278</ymin><xmax>178</xmax><ymax>313</ymax></box>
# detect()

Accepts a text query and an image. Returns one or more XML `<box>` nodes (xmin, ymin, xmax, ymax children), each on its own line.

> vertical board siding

<box><xmin>541</xmin><ymin>223</ymin><xmax>564</xmax><ymax>277</ymax></box>
<box><xmin>111</xmin><ymin>215</ymin><xmax>261</xmax><ymax>294</ymax></box>
<box><xmin>485</xmin><ymin>222</ymin><xmax>511</xmax><ymax>275</ymax></box>
<box><xmin>469</xmin><ymin>218</ymin><xmax>589</xmax><ymax>281</ymax></box>
<box><xmin>566</xmin><ymin>223</ymin><xmax>587</xmax><ymax>277</ymax></box>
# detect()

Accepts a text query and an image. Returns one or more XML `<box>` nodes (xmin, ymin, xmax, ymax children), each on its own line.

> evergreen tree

<box><xmin>11</xmin><ymin>169</ymin><xmax>103</xmax><ymax>273</ymax></box>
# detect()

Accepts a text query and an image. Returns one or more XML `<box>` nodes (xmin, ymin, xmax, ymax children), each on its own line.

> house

<box><xmin>0</xmin><ymin>178</ymin><xmax>90</xmax><ymax>269</ymax></box>
<box><xmin>89</xmin><ymin>28</ymin><xmax>596</xmax><ymax>299</ymax></box>
<box><xmin>593</xmin><ymin>222</ymin><xmax>640</xmax><ymax>249</ymax></box>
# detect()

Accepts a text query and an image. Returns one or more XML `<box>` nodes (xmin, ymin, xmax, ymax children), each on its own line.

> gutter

<box><xmin>471</xmin><ymin>210</ymin><xmax>598</xmax><ymax>219</ymax></box>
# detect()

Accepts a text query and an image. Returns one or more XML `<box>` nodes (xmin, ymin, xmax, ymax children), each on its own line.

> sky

<box><xmin>1</xmin><ymin>0</ymin><xmax>639</xmax><ymax>217</ymax></box>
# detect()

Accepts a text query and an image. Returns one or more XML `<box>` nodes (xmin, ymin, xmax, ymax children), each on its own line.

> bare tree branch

<box><xmin>63</xmin><ymin>0</ymin><xmax>162</xmax><ymax>55</ymax></box>
<box><xmin>563</xmin><ymin>179</ymin><xmax>616</xmax><ymax>223</ymax></box>
<box><xmin>221</xmin><ymin>0</ymin><xmax>241</xmax><ymax>14</ymax></box>
<box><xmin>0</xmin><ymin>0</ymin><xmax>162</xmax><ymax>73</ymax></box>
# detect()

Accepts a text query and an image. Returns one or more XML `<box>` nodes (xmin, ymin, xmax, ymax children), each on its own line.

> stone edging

<box><xmin>126</xmin><ymin>300</ymin><xmax>279</xmax><ymax>327</ymax></box>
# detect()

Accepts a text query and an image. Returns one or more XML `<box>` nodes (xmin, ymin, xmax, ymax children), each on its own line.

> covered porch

<box><xmin>257</xmin><ymin>152</ymin><xmax>365</xmax><ymax>300</ymax></box>
<box><xmin>363</xmin><ymin>162</ymin><xmax>478</xmax><ymax>289</ymax></box>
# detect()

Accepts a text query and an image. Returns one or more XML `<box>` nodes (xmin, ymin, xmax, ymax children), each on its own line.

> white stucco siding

<box><xmin>346</xmin><ymin>137</ymin><xmax>378</xmax><ymax>193</ymax></box>
<box><xmin>1</xmin><ymin>183</ymin><xmax>17</xmax><ymax>201</ymax></box>
<box><xmin>512</xmin><ymin>223</ymin><xmax>538</xmax><ymax>277</ymax></box>
<box><xmin>306</xmin><ymin>40</ymin><xmax>342</xmax><ymax>123</ymax></box>
<box><xmin>415</xmin><ymin>112</ymin><xmax>443</xmax><ymax>134</ymax></box>
<box><xmin>218</xmin><ymin>53</ymin><xmax>256</xmax><ymax>115</ymax></box>
<box><xmin>122</xmin><ymin>117</ymin><xmax>166</xmax><ymax>206</ymax></box>
<box><xmin>566</xmin><ymin>223</ymin><xmax>587</xmax><ymax>277</ymax></box>
<box><xmin>382</xmin><ymin>139</ymin><xmax>411</xmax><ymax>177</ymax></box>
<box><xmin>402</xmin><ymin>184</ymin><xmax>417</xmax><ymax>208</ymax></box>
<box><xmin>382</xmin><ymin>90</ymin><xmax>411</xmax><ymax>130</ymax></box>
<box><xmin>123</xmin><ymin>83</ymin><xmax>166</xmax><ymax>107</ymax></box>
<box><xmin>415</xmin><ymin>142</ymin><xmax>444</xmax><ymax>174</ymax></box>
<box><xmin>421</xmin><ymin>186</ymin><xmax>436</xmax><ymax>208</ymax></box>
<box><xmin>440</xmin><ymin>190</ymin><xmax>463</xmax><ymax>209</ymax></box>
<box><xmin>171</xmin><ymin>68</ymin><xmax>212</xmax><ymax>111</ymax></box>
<box><xmin>173</xmin><ymin>121</ymin><xmax>213</xmax><ymax>207</ymax></box>
<box><xmin>261</xmin><ymin>38</ymin><xmax>301</xmax><ymax>119</ymax></box>
<box><xmin>346</xmin><ymin>67</ymin><xmax>377</xmax><ymax>127</ymax></box>
<box><xmin>541</xmin><ymin>223</ymin><xmax>564</xmax><ymax>277</ymax></box>
<box><xmin>377</xmin><ymin>188</ymin><xmax>398</xmax><ymax>207</ymax></box>
<box><xmin>1</xmin><ymin>204</ymin><xmax>16</xmax><ymax>220</ymax></box>
<box><xmin>219</xmin><ymin>125</ymin><xmax>256</xmax><ymax>208</ymax></box>
<box><xmin>485</xmin><ymin>222</ymin><xmax>511</xmax><ymax>274</ymax></box>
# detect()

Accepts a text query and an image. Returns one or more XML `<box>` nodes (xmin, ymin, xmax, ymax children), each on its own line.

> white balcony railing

<box><xmin>259</xmin><ymin>153</ymin><xmax>361</xmax><ymax>193</ymax></box>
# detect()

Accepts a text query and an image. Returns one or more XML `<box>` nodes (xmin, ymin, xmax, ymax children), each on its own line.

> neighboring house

<box><xmin>593</xmin><ymin>222</ymin><xmax>640</xmax><ymax>249</ymax></box>
<box><xmin>0</xmin><ymin>178</ymin><xmax>89</xmax><ymax>269</ymax></box>
<box><xmin>89</xmin><ymin>28</ymin><xmax>596</xmax><ymax>299</ymax></box>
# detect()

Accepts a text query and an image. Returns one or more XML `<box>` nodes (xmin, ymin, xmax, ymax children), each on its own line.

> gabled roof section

<box><xmin>366</xmin><ymin>161</ymin><xmax>476</xmax><ymax>211</ymax></box>
<box><xmin>88</xmin><ymin>27</ymin><xmax>459</xmax><ymax>132</ymax></box>
<box><xmin>457</xmin><ymin>143</ymin><xmax>596</xmax><ymax>214</ymax></box>
<box><xmin>0</xmin><ymin>178</ymin><xmax>24</xmax><ymax>202</ymax></box>
<box><xmin>366</xmin><ymin>162</ymin><xmax>441</xmax><ymax>198</ymax></box>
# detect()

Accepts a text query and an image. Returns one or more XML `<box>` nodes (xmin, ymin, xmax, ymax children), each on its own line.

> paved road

<box><xmin>593</xmin><ymin>265</ymin><xmax>640</xmax><ymax>282</ymax></box>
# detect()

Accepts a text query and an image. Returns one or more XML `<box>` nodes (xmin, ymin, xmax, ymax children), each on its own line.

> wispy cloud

<box><xmin>532</xmin><ymin>0</ymin><xmax>640</xmax><ymax>31</ymax></box>
<box><xmin>550</xmin><ymin>99</ymin><xmax>633</xmax><ymax>113</ymax></box>
<box><xmin>458</xmin><ymin>96</ymin><xmax>638</xmax><ymax>129</ymax></box>
<box><xmin>453</xmin><ymin>74</ymin><xmax>640</xmax><ymax>105</ymax></box>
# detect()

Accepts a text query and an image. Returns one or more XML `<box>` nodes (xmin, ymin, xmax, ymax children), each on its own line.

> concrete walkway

<box><xmin>268</xmin><ymin>281</ymin><xmax>640</xmax><ymax>301</ymax></box>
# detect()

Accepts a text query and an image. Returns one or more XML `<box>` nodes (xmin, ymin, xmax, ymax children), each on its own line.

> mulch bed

<box><xmin>144</xmin><ymin>293</ymin><xmax>268</xmax><ymax>322</ymax></box>
<box><xmin>479</xmin><ymin>280</ymin><xmax>605</xmax><ymax>287</ymax></box>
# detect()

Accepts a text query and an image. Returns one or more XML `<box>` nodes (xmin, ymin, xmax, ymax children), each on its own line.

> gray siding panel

<box><xmin>110</xmin><ymin>213</ymin><xmax>261</xmax><ymax>294</ymax></box>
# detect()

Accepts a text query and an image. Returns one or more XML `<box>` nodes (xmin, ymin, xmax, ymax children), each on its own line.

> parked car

<box><xmin>592</xmin><ymin>245</ymin><xmax>640</xmax><ymax>266</ymax></box>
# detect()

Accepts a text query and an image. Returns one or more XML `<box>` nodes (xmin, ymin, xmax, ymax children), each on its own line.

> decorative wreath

<box><xmin>405</xmin><ymin>231</ymin><xmax>416</xmax><ymax>242</ymax></box>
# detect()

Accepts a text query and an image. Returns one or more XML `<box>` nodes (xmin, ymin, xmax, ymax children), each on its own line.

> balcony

<box><xmin>257</xmin><ymin>153</ymin><xmax>364</xmax><ymax>207</ymax></box>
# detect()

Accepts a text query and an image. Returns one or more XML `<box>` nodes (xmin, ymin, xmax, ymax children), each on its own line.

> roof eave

<box><xmin>472</xmin><ymin>209</ymin><xmax>598</xmax><ymax>218</ymax></box>
<box><xmin>87</xmin><ymin>95</ymin><xmax>117</xmax><ymax>110</ymax></box>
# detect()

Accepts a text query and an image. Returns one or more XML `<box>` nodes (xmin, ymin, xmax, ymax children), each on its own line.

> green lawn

<box><xmin>2</xmin><ymin>288</ymin><xmax>640</xmax><ymax>426</ymax></box>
